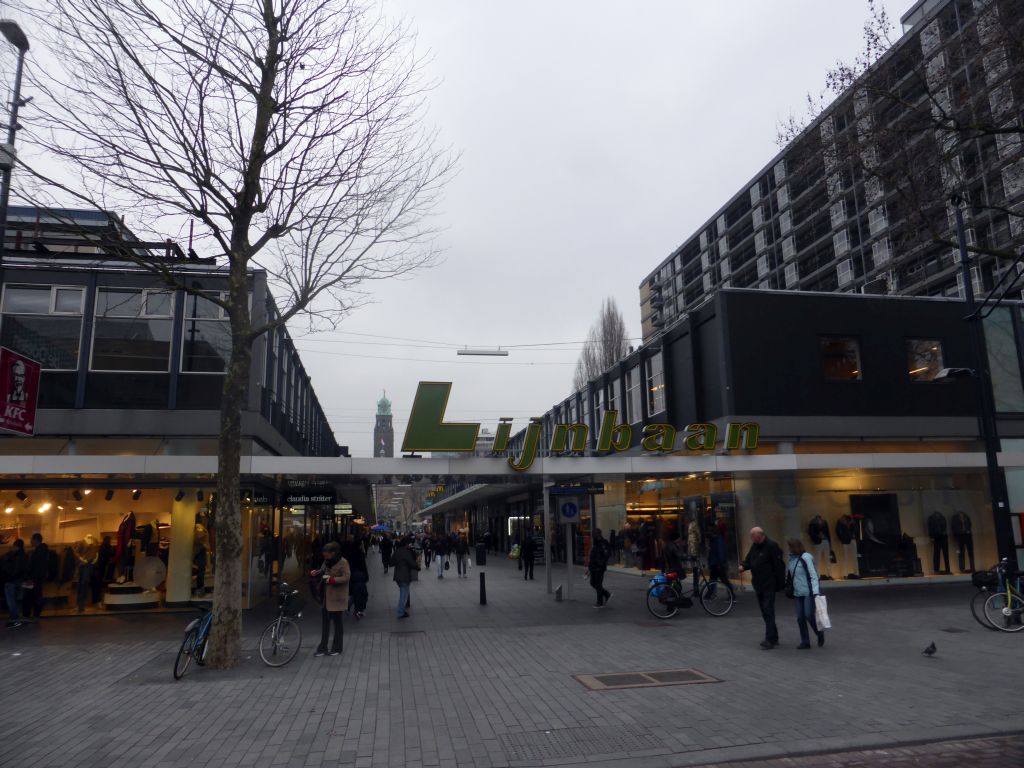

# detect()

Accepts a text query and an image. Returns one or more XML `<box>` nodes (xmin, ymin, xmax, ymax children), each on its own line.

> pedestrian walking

<box><xmin>422</xmin><ymin>535</ymin><xmax>433</xmax><ymax>566</ymax></box>
<box><xmin>310</xmin><ymin>541</ymin><xmax>350</xmax><ymax>656</ymax></box>
<box><xmin>663</xmin><ymin>531</ymin><xmax>687</xmax><ymax>576</ymax></box>
<box><xmin>453</xmin><ymin>534</ymin><xmax>470</xmax><ymax>578</ymax></box>
<box><xmin>2</xmin><ymin>539</ymin><xmax>28</xmax><ymax>628</ymax></box>
<box><xmin>738</xmin><ymin>526</ymin><xmax>786</xmax><ymax>649</ymax></box>
<box><xmin>786</xmin><ymin>538</ymin><xmax>825</xmax><ymax>649</ymax></box>
<box><xmin>22</xmin><ymin>533</ymin><xmax>49</xmax><ymax>621</ymax></box>
<box><xmin>343</xmin><ymin>539</ymin><xmax>369</xmax><ymax>619</ymax></box>
<box><xmin>434</xmin><ymin>534</ymin><xmax>449</xmax><ymax>579</ymax></box>
<box><xmin>391</xmin><ymin>537</ymin><xmax>419</xmax><ymax>618</ymax></box>
<box><xmin>521</xmin><ymin>534</ymin><xmax>536</xmax><ymax>580</ymax></box>
<box><xmin>588</xmin><ymin>529</ymin><xmax>613</xmax><ymax>607</ymax></box>
<box><xmin>380</xmin><ymin>535</ymin><xmax>394</xmax><ymax>574</ymax></box>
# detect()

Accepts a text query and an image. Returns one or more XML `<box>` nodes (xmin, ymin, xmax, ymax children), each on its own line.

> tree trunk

<box><xmin>206</xmin><ymin>261</ymin><xmax>253</xmax><ymax>669</ymax></box>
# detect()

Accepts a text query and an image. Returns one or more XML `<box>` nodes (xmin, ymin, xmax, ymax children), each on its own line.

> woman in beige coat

<box><xmin>310</xmin><ymin>541</ymin><xmax>350</xmax><ymax>657</ymax></box>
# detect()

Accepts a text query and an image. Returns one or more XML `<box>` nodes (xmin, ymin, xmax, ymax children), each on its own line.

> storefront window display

<box><xmin>731</xmin><ymin>470</ymin><xmax>996</xmax><ymax>580</ymax></box>
<box><xmin>0</xmin><ymin>486</ymin><xmax>215</xmax><ymax>614</ymax></box>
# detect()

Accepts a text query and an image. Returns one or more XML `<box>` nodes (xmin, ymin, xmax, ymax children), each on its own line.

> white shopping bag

<box><xmin>815</xmin><ymin>594</ymin><xmax>832</xmax><ymax>630</ymax></box>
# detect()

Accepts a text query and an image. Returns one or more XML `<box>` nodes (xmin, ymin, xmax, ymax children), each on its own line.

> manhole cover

<box><xmin>500</xmin><ymin>724</ymin><xmax>662</xmax><ymax>762</ymax></box>
<box><xmin>575</xmin><ymin>668</ymin><xmax>720</xmax><ymax>691</ymax></box>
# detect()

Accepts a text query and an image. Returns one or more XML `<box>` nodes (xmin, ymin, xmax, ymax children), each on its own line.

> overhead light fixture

<box><xmin>3</xmin><ymin>507</ymin><xmax>12</xmax><ymax>514</ymax></box>
<box><xmin>105</xmin><ymin>490</ymin><xmax>115</xmax><ymax>501</ymax></box>
<box><xmin>75</xmin><ymin>506</ymin><xmax>83</xmax><ymax>511</ymax></box>
<box><xmin>83</xmin><ymin>489</ymin><xmax>91</xmax><ymax>495</ymax></box>
<box><xmin>38</xmin><ymin>503</ymin><xmax>51</xmax><ymax>513</ymax></box>
<box><xmin>72</xmin><ymin>490</ymin><xmax>82</xmax><ymax>501</ymax></box>
<box><xmin>16</xmin><ymin>491</ymin><xmax>27</xmax><ymax>501</ymax></box>
<box><xmin>132</xmin><ymin>489</ymin><xmax>142</xmax><ymax>501</ymax></box>
<box><xmin>57</xmin><ymin>505</ymin><xmax>64</xmax><ymax>511</ymax></box>
<box><xmin>175</xmin><ymin>490</ymin><xmax>185</xmax><ymax>502</ymax></box>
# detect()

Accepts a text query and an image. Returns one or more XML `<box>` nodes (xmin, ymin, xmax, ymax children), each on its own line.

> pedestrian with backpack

<box><xmin>588</xmin><ymin>529</ymin><xmax>613</xmax><ymax>607</ymax></box>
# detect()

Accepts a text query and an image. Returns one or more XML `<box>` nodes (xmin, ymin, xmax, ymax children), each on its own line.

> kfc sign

<box><xmin>0</xmin><ymin>348</ymin><xmax>41</xmax><ymax>436</ymax></box>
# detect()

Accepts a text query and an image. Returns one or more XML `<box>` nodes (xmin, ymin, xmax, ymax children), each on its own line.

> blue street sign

<box><xmin>560</xmin><ymin>501</ymin><xmax>579</xmax><ymax>522</ymax></box>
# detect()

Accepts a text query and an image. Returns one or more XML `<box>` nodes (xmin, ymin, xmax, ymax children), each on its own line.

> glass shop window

<box><xmin>821</xmin><ymin>337</ymin><xmax>863</xmax><ymax>381</ymax></box>
<box><xmin>906</xmin><ymin>339</ymin><xmax>944</xmax><ymax>381</ymax></box>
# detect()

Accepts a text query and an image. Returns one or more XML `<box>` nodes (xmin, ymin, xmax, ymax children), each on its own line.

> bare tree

<box><xmin>17</xmin><ymin>0</ymin><xmax>453</xmax><ymax>668</ymax></box>
<box><xmin>778</xmin><ymin>0</ymin><xmax>1024</xmax><ymax>293</ymax></box>
<box><xmin>572</xmin><ymin>297</ymin><xmax>628</xmax><ymax>390</ymax></box>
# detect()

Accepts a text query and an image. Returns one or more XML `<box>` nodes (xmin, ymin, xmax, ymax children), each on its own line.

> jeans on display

<box><xmin>841</xmin><ymin>540</ymin><xmax>859</xmax><ymax>577</ymax></box>
<box><xmin>4</xmin><ymin>581</ymin><xmax>21</xmax><ymax>621</ymax></box>
<box><xmin>793</xmin><ymin>594</ymin><xmax>820</xmax><ymax>646</ymax></box>
<box><xmin>932</xmin><ymin>535</ymin><xmax>950</xmax><ymax>573</ymax></box>
<box><xmin>76</xmin><ymin>563</ymin><xmax>95</xmax><ymax>612</ymax></box>
<box><xmin>589</xmin><ymin>568</ymin><xmax>611</xmax><ymax>606</ymax></box>
<box><xmin>318</xmin><ymin>606</ymin><xmax>343</xmax><ymax>654</ymax></box>
<box><xmin>523</xmin><ymin>556</ymin><xmax>534</xmax><ymax>580</ymax></box>
<box><xmin>396</xmin><ymin>582</ymin><xmax>410</xmax><ymax>616</ymax></box>
<box><xmin>757</xmin><ymin>591</ymin><xmax>779</xmax><ymax>644</ymax></box>
<box><xmin>456</xmin><ymin>554</ymin><xmax>467</xmax><ymax>576</ymax></box>
<box><xmin>955</xmin><ymin>533</ymin><xmax>975</xmax><ymax>572</ymax></box>
<box><xmin>812</xmin><ymin>540</ymin><xmax>831</xmax><ymax>578</ymax></box>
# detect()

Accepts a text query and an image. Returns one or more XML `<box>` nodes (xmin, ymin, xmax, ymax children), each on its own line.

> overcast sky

<box><xmin>299</xmin><ymin>0</ymin><xmax>878</xmax><ymax>455</ymax></box>
<box><xmin>0</xmin><ymin>1</ymin><xmax>886</xmax><ymax>455</ymax></box>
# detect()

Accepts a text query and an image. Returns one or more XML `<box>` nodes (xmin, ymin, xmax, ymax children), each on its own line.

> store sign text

<box><xmin>401</xmin><ymin>382</ymin><xmax>759</xmax><ymax>471</ymax></box>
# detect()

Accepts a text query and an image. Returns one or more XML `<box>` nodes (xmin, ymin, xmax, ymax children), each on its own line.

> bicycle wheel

<box><xmin>646</xmin><ymin>583</ymin><xmax>680</xmax><ymax>619</ymax></box>
<box><xmin>970</xmin><ymin>589</ymin><xmax>998</xmax><ymax>631</ymax></box>
<box><xmin>983</xmin><ymin>591</ymin><xmax>1024</xmax><ymax>632</ymax></box>
<box><xmin>699</xmin><ymin>579</ymin><xmax>735</xmax><ymax>616</ymax></box>
<box><xmin>259</xmin><ymin>617</ymin><xmax>302</xmax><ymax>667</ymax></box>
<box><xmin>173</xmin><ymin>628</ymin><xmax>197</xmax><ymax>680</ymax></box>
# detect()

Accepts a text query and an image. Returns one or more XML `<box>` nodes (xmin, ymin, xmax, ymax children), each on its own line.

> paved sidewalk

<box><xmin>0</xmin><ymin>553</ymin><xmax>1021</xmax><ymax>767</ymax></box>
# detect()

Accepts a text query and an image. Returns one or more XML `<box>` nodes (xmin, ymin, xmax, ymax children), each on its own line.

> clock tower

<box><xmin>373</xmin><ymin>390</ymin><xmax>394</xmax><ymax>457</ymax></box>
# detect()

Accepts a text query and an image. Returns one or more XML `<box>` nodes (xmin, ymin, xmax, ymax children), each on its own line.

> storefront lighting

<box><xmin>75</xmin><ymin>506</ymin><xmax>83</xmax><ymax>511</ymax></box>
<box><xmin>38</xmin><ymin>502</ymin><xmax>51</xmax><ymax>513</ymax></box>
<box><xmin>105</xmin><ymin>490</ymin><xmax>115</xmax><ymax>501</ymax></box>
<box><xmin>82</xmin><ymin>489</ymin><xmax>91</xmax><ymax>495</ymax></box>
<box><xmin>3</xmin><ymin>506</ymin><xmax>12</xmax><ymax>514</ymax></box>
<box><xmin>132</xmin><ymin>489</ymin><xmax>142</xmax><ymax>501</ymax></box>
<box><xmin>56</xmin><ymin>505</ymin><xmax>64</xmax><ymax>510</ymax></box>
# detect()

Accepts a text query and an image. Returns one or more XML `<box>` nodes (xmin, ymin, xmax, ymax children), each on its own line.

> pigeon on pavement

<box><xmin>921</xmin><ymin>642</ymin><xmax>937</xmax><ymax>657</ymax></box>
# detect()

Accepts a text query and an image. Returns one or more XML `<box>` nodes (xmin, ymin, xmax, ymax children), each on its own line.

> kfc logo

<box><xmin>0</xmin><ymin>349</ymin><xmax>40</xmax><ymax>436</ymax></box>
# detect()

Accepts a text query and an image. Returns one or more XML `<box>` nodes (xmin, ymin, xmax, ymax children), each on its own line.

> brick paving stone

<box><xmin>1</xmin><ymin>557</ymin><xmax>1022</xmax><ymax>768</ymax></box>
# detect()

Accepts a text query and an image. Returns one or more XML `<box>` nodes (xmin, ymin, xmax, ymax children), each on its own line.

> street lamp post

<box><xmin>0</xmin><ymin>19</ymin><xmax>30</xmax><ymax>275</ymax></box>
<box><xmin>952</xmin><ymin>197</ymin><xmax>1014</xmax><ymax>560</ymax></box>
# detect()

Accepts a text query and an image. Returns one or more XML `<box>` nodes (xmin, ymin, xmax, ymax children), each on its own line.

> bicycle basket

<box><xmin>972</xmin><ymin>570</ymin><xmax>998</xmax><ymax>590</ymax></box>
<box><xmin>282</xmin><ymin>591</ymin><xmax>306</xmax><ymax>618</ymax></box>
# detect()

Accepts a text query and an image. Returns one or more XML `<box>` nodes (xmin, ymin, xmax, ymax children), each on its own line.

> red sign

<box><xmin>0</xmin><ymin>348</ymin><xmax>41</xmax><ymax>436</ymax></box>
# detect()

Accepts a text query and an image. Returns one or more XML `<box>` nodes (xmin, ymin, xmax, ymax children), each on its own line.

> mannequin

<box><xmin>951</xmin><ymin>510</ymin><xmax>975</xmax><ymax>573</ymax></box>
<box><xmin>835</xmin><ymin>514</ymin><xmax>859</xmax><ymax>578</ymax></box>
<box><xmin>927</xmin><ymin>511</ymin><xmax>950</xmax><ymax>574</ymax></box>
<box><xmin>687</xmin><ymin>517</ymin><xmax>701</xmax><ymax>559</ymax></box>
<box><xmin>73</xmin><ymin>534</ymin><xmax>99</xmax><ymax>613</ymax></box>
<box><xmin>807</xmin><ymin>515</ymin><xmax>832</xmax><ymax>579</ymax></box>
<box><xmin>114</xmin><ymin>511</ymin><xmax>136</xmax><ymax>582</ymax></box>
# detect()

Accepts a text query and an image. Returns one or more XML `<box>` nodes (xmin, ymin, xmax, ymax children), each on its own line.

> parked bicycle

<box><xmin>969</xmin><ymin>564</ymin><xmax>1001</xmax><ymax>631</ymax></box>
<box><xmin>981</xmin><ymin>559</ymin><xmax>1024</xmax><ymax>633</ymax></box>
<box><xmin>174</xmin><ymin>604</ymin><xmax>212</xmax><ymax>680</ymax></box>
<box><xmin>646</xmin><ymin>559</ymin><xmax>735</xmax><ymax>619</ymax></box>
<box><xmin>258</xmin><ymin>581</ymin><xmax>304</xmax><ymax>667</ymax></box>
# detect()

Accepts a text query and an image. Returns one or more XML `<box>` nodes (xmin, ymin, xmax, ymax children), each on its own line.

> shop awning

<box><xmin>416</xmin><ymin>483</ymin><xmax>520</xmax><ymax>518</ymax></box>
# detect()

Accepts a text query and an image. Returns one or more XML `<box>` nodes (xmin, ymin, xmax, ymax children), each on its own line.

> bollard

<box><xmin>554</xmin><ymin>585</ymin><xmax>563</xmax><ymax>602</ymax></box>
<box><xmin>479</xmin><ymin>571</ymin><xmax>487</xmax><ymax>605</ymax></box>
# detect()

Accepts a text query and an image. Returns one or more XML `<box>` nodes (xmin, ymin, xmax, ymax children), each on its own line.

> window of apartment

<box><xmin>868</xmin><ymin>205</ymin><xmax>887</xmax><ymax>236</ymax></box>
<box><xmin>833</xmin><ymin>229</ymin><xmax>850</xmax><ymax>255</ymax></box>
<box><xmin>0</xmin><ymin>284</ymin><xmax>84</xmax><ymax>370</ymax></box>
<box><xmin>752</xmin><ymin>205</ymin><xmax>763</xmax><ymax>228</ymax></box>
<box><xmin>182</xmin><ymin>292</ymin><xmax>231</xmax><ymax>373</ymax></box>
<box><xmin>91</xmin><ymin>287</ymin><xmax>174</xmax><ymax>372</ymax></box>
<box><xmin>608</xmin><ymin>377</ymin><xmax>620</xmax><ymax>415</ymax></box>
<box><xmin>703</xmin><ymin>273</ymin><xmax>713</xmax><ymax>292</ymax></box>
<box><xmin>626</xmin><ymin>365</ymin><xmax>642</xmax><ymax>422</ymax></box>
<box><xmin>837</xmin><ymin>258</ymin><xmax>853</xmax><ymax>287</ymax></box>
<box><xmin>774</xmin><ymin>159</ymin><xmax>787</xmax><ymax>184</ymax></box>
<box><xmin>782</xmin><ymin>236</ymin><xmax>795</xmax><ymax>261</ymax></box>
<box><xmin>749</xmin><ymin>184</ymin><xmax>761</xmax><ymax>205</ymax></box>
<box><xmin>780</xmin><ymin>210</ymin><xmax>792</xmax><ymax>235</ymax></box>
<box><xmin>646</xmin><ymin>352</ymin><xmax>666</xmax><ymax>415</ymax></box>
<box><xmin>785</xmin><ymin>262</ymin><xmax>799</xmax><ymax>288</ymax></box>
<box><xmin>700</xmin><ymin>250</ymin><xmax>710</xmax><ymax>271</ymax></box>
<box><xmin>719</xmin><ymin>234</ymin><xmax>730</xmax><ymax>255</ymax></box>
<box><xmin>755</xmin><ymin>230</ymin><xmax>767</xmax><ymax>253</ymax></box>
<box><xmin>872</xmin><ymin>237</ymin><xmax>892</xmax><ymax>267</ymax></box>
<box><xmin>757</xmin><ymin>254</ymin><xmax>769</xmax><ymax>278</ymax></box>
<box><xmin>821</xmin><ymin>337</ymin><xmax>862</xmax><ymax>381</ymax></box>
<box><xmin>720</xmin><ymin>257</ymin><xmax>731</xmax><ymax>279</ymax></box>
<box><xmin>776</xmin><ymin>184</ymin><xmax>790</xmax><ymax>208</ymax></box>
<box><xmin>907</xmin><ymin>339</ymin><xmax>944</xmax><ymax>381</ymax></box>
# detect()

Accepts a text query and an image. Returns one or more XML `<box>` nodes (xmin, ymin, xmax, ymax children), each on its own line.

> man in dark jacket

<box><xmin>588</xmin><ymin>529</ymin><xmax>613</xmax><ymax>607</ymax></box>
<box><xmin>739</xmin><ymin>526</ymin><xmax>786</xmax><ymax>649</ymax></box>
<box><xmin>22</xmin><ymin>533</ymin><xmax>49</xmax><ymax>621</ymax></box>
<box><xmin>380</xmin><ymin>535</ymin><xmax>394</xmax><ymax>574</ymax></box>
<box><xmin>391</xmin><ymin>537</ymin><xmax>419</xmax><ymax>618</ymax></box>
<box><xmin>520</xmin><ymin>535</ymin><xmax>537</xmax><ymax>580</ymax></box>
<box><xmin>2</xmin><ymin>538</ymin><xmax>28</xmax><ymax>627</ymax></box>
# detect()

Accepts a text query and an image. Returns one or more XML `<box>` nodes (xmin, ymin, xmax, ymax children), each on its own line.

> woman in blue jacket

<box><xmin>786</xmin><ymin>538</ymin><xmax>825</xmax><ymax>649</ymax></box>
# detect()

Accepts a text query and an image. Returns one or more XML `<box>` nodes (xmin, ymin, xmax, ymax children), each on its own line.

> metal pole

<box><xmin>564</xmin><ymin>520</ymin><xmax>573</xmax><ymax>601</ymax></box>
<box><xmin>954</xmin><ymin>201</ymin><xmax>1014</xmax><ymax>560</ymax></box>
<box><xmin>0</xmin><ymin>45</ymin><xmax>26</xmax><ymax>275</ymax></box>
<box><xmin>544</xmin><ymin>478</ymin><xmax>553</xmax><ymax>594</ymax></box>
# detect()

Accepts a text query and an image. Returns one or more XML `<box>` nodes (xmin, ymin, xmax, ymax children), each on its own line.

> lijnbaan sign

<box><xmin>401</xmin><ymin>382</ymin><xmax>760</xmax><ymax>471</ymax></box>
